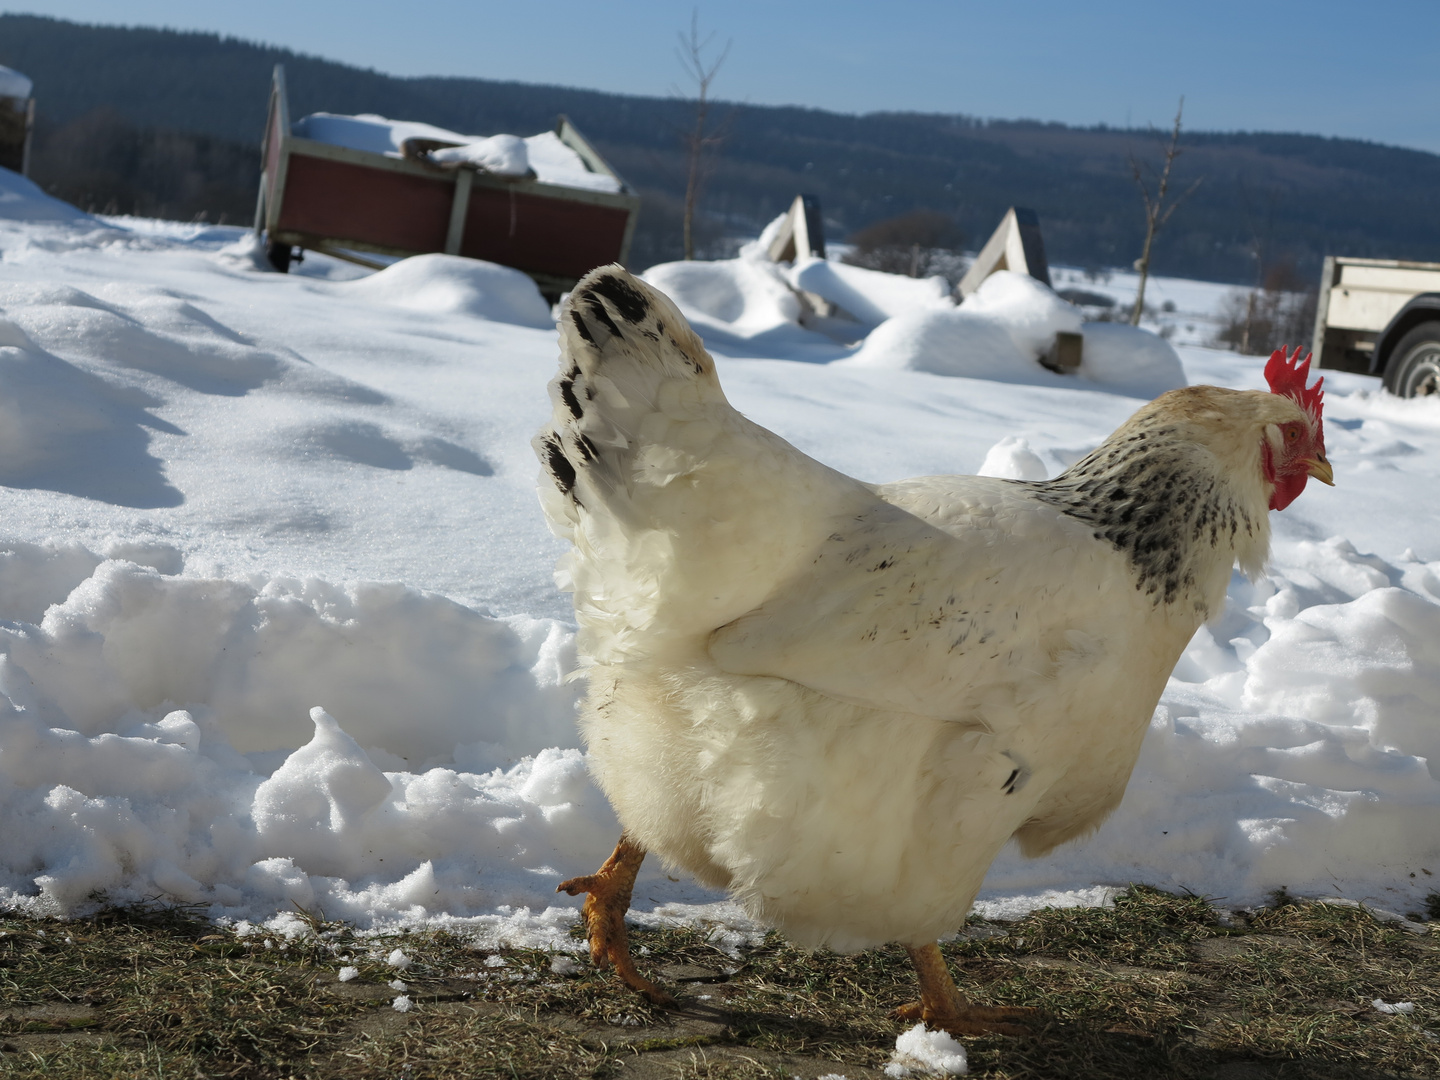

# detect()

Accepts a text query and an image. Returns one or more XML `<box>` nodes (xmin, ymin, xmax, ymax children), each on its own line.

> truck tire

<box><xmin>1383</xmin><ymin>321</ymin><xmax>1440</xmax><ymax>398</ymax></box>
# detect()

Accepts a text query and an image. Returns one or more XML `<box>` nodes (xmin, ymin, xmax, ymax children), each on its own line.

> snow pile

<box><xmin>0</xmin><ymin>543</ymin><xmax>627</xmax><ymax>921</ymax></box>
<box><xmin>0</xmin><ymin>168</ymin><xmax>93</xmax><ymax>224</ymax></box>
<box><xmin>336</xmin><ymin>254</ymin><xmax>554</xmax><ymax>328</ymax></box>
<box><xmin>846</xmin><ymin>271</ymin><xmax>1186</xmax><ymax>399</ymax></box>
<box><xmin>962</xmin><ymin>270</ymin><xmax>1084</xmax><ymax>358</ymax></box>
<box><xmin>975</xmin><ymin>435</ymin><xmax>1048</xmax><ymax>481</ymax></box>
<box><xmin>0</xmin><ymin>65</ymin><xmax>31</xmax><ymax>100</ymax></box>
<box><xmin>292</xmin><ymin>113</ymin><xmax>621</xmax><ymax>193</ymax></box>
<box><xmin>787</xmin><ymin>256</ymin><xmax>953</xmax><ymax>326</ymax></box>
<box><xmin>983</xmin><ymin>537</ymin><xmax>1440</xmax><ymax>906</ymax></box>
<box><xmin>1079</xmin><ymin>321</ymin><xmax>1190</xmax><ymax>400</ymax></box>
<box><xmin>641</xmin><ymin>258</ymin><xmax>814</xmax><ymax>348</ymax></box>
<box><xmin>885</xmin><ymin>1024</ymin><xmax>968</xmax><ymax>1077</ymax></box>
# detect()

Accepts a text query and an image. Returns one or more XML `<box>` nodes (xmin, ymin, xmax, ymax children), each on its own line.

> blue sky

<box><xmin>17</xmin><ymin>1</ymin><xmax>1440</xmax><ymax>152</ymax></box>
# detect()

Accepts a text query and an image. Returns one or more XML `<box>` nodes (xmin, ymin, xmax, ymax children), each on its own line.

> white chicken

<box><xmin>535</xmin><ymin>265</ymin><xmax>1332</xmax><ymax>1035</ymax></box>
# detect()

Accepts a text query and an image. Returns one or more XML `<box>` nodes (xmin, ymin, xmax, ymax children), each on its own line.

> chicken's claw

<box><xmin>558</xmin><ymin>834</ymin><xmax>674</xmax><ymax>1006</ymax></box>
<box><xmin>896</xmin><ymin>942</ymin><xmax>1041</xmax><ymax>1037</ymax></box>
<box><xmin>891</xmin><ymin>998</ymin><xmax>1041</xmax><ymax>1038</ymax></box>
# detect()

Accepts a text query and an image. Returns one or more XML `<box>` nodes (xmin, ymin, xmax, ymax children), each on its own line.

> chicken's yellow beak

<box><xmin>1304</xmin><ymin>456</ymin><xmax>1335</xmax><ymax>486</ymax></box>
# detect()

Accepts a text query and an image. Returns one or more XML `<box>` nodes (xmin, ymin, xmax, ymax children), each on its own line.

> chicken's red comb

<box><xmin>1265</xmin><ymin>346</ymin><xmax>1323</xmax><ymax>420</ymax></box>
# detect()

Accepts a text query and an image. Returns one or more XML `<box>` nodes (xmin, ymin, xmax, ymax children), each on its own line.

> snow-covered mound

<box><xmin>1080</xmin><ymin>320</ymin><xmax>1191</xmax><ymax>400</ymax></box>
<box><xmin>0</xmin><ymin>174</ymin><xmax>1438</xmax><ymax>937</ymax></box>
<box><xmin>640</xmin><ymin>257</ymin><xmax>833</xmax><ymax>358</ymax></box>
<box><xmin>846</xmin><ymin>271</ymin><xmax>1186</xmax><ymax>398</ymax></box>
<box><xmin>0</xmin><ymin>168</ymin><xmax>93</xmax><ymax>224</ymax></box>
<box><xmin>293</xmin><ymin>113</ymin><xmax>622</xmax><ymax>193</ymax></box>
<box><xmin>963</xmin><ymin>269</ymin><xmax>1085</xmax><ymax>356</ymax></box>
<box><xmin>788</xmin><ymin>256</ymin><xmax>952</xmax><ymax>326</ymax></box>
<box><xmin>336</xmin><ymin>254</ymin><xmax>554</xmax><ymax>328</ymax></box>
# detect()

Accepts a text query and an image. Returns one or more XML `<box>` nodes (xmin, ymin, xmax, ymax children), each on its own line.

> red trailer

<box><xmin>254</xmin><ymin>65</ymin><xmax>640</xmax><ymax>298</ymax></box>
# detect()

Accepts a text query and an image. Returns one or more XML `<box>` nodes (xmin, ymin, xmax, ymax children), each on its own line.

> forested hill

<box><xmin>5</xmin><ymin>13</ymin><xmax>1438</xmax><ymax>282</ymax></box>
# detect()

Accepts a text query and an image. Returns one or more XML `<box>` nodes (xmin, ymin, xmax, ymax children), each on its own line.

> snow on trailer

<box><xmin>255</xmin><ymin>65</ymin><xmax>640</xmax><ymax>297</ymax></box>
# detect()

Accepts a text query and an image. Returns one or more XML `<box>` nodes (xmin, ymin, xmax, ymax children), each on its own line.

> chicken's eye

<box><xmin>1284</xmin><ymin>425</ymin><xmax>1300</xmax><ymax>442</ymax></box>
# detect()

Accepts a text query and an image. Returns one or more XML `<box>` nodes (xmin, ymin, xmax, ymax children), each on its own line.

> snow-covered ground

<box><xmin>2</xmin><ymin>169</ymin><xmax>1439</xmax><ymax>950</ymax></box>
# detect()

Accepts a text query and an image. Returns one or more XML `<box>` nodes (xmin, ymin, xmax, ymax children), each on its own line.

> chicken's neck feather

<box><xmin>1029</xmin><ymin>419</ymin><xmax>1269</xmax><ymax>619</ymax></box>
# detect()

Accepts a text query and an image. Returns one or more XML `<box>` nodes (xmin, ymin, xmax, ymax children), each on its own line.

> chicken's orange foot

<box><xmin>557</xmin><ymin>833</ymin><xmax>675</xmax><ymax>1006</ymax></box>
<box><xmin>893</xmin><ymin>942</ymin><xmax>1041</xmax><ymax>1037</ymax></box>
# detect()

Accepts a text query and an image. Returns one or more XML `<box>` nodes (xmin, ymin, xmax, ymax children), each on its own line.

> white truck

<box><xmin>1312</xmin><ymin>257</ymin><xmax>1440</xmax><ymax>397</ymax></box>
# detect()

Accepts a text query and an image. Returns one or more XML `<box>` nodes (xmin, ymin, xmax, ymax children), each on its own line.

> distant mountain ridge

<box><xmin>4</xmin><ymin>13</ymin><xmax>1438</xmax><ymax>282</ymax></box>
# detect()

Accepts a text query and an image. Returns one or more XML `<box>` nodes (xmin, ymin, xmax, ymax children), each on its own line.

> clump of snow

<box><xmin>337</xmin><ymin>965</ymin><xmax>359</xmax><ymax>982</ymax></box>
<box><xmin>430</xmin><ymin>134</ymin><xmax>530</xmax><ymax>176</ymax></box>
<box><xmin>550</xmin><ymin>954</ymin><xmax>581</xmax><ymax>975</ymax></box>
<box><xmin>292</xmin><ymin>113</ymin><xmax>620</xmax><ymax>193</ymax></box>
<box><xmin>0</xmin><ymin>65</ymin><xmax>32</xmax><ymax>100</ymax></box>
<box><xmin>337</xmin><ymin>254</ymin><xmax>553</xmax><ymax>328</ymax></box>
<box><xmin>387</xmin><ymin>948</ymin><xmax>411</xmax><ymax>970</ymax></box>
<box><xmin>253</xmin><ymin>709</ymin><xmax>394</xmax><ymax>876</ymax></box>
<box><xmin>391</xmin><ymin>994</ymin><xmax>412</xmax><ymax>1012</ymax></box>
<box><xmin>976</xmin><ymin>435</ymin><xmax>1048</xmax><ymax>481</ymax></box>
<box><xmin>1374</xmin><ymin>999</ymin><xmax>1417</xmax><ymax>1015</ymax></box>
<box><xmin>388</xmin><ymin>977</ymin><xmax>408</xmax><ymax>991</ymax></box>
<box><xmin>885</xmin><ymin>1023</ymin><xmax>968</xmax><ymax>1077</ymax></box>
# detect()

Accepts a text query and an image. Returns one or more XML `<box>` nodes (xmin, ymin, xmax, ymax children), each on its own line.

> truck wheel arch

<box><xmin>1374</xmin><ymin>294</ymin><xmax>1440</xmax><ymax>377</ymax></box>
<box><xmin>1382</xmin><ymin>320</ymin><xmax>1440</xmax><ymax>398</ymax></box>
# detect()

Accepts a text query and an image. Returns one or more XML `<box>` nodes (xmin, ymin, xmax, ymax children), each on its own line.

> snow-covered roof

<box><xmin>0</xmin><ymin>64</ymin><xmax>32</xmax><ymax>100</ymax></box>
<box><xmin>292</xmin><ymin>112</ymin><xmax>622</xmax><ymax>194</ymax></box>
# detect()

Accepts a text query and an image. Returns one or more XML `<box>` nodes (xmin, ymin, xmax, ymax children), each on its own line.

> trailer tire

<box><xmin>265</xmin><ymin>239</ymin><xmax>294</xmax><ymax>274</ymax></box>
<box><xmin>1383</xmin><ymin>321</ymin><xmax>1440</xmax><ymax>398</ymax></box>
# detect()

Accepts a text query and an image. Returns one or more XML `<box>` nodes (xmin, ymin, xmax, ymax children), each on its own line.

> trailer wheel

<box><xmin>1383</xmin><ymin>321</ymin><xmax>1440</xmax><ymax>398</ymax></box>
<box><xmin>265</xmin><ymin>239</ymin><xmax>294</xmax><ymax>274</ymax></box>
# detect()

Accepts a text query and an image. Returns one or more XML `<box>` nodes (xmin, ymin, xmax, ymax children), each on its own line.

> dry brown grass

<box><xmin>3</xmin><ymin>887</ymin><xmax>1438</xmax><ymax>1079</ymax></box>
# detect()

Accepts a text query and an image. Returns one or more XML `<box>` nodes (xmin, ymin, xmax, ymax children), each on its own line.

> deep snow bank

<box><xmin>846</xmin><ymin>272</ymin><xmax>1187</xmax><ymax>398</ymax></box>
<box><xmin>5</xmin><ymin>530</ymin><xmax>1440</xmax><ymax>928</ymax></box>
<box><xmin>0</xmin><ymin>540</ymin><xmax>615</xmax><ymax>925</ymax></box>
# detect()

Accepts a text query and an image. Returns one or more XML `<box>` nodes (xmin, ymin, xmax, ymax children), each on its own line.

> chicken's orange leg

<box><xmin>557</xmin><ymin>834</ymin><xmax>674</xmax><ymax>1006</ymax></box>
<box><xmin>893</xmin><ymin>942</ymin><xmax>1040</xmax><ymax>1037</ymax></box>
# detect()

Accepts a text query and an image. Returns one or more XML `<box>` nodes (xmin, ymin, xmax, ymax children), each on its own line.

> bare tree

<box><xmin>675</xmin><ymin>12</ymin><xmax>730</xmax><ymax>260</ymax></box>
<box><xmin>1129</xmin><ymin>98</ymin><xmax>1202</xmax><ymax>325</ymax></box>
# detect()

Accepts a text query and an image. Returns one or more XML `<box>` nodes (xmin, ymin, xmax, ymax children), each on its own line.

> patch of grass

<box><xmin>3</xmin><ymin>887</ymin><xmax>1439</xmax><ymax>1079</ymax></box>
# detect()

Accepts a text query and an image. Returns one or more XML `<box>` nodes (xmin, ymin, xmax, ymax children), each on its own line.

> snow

<box><xmin>885</xmin><ymin>1024</ymin><xmax>968</xmax><ymax>1077</ymax></box>
<box><xmin>789</xmin><ymin>256</ymin><xmax>953</xmax><ymax>326</ymax></box>
<box><xmin>0</xmin><ymin>65</ymin><xmax>31</xmax><ymax>101</ymax></box>
<box><xmin>845</xmin><ymin>271</ymin><xmax>1187</xmax><ymax>398</ymax></box>
<box><xmin>430</xmin><ymin>134</ymin><xmax>530</xmax><ymax>176</ymax></box>
<box><xmin>0</xmin><ymin>176</ymin><xmax>1439</xmax><ymax>948</ymax></box>
<box><xmin>1374</xmin><ymin>999</ymin><xmax>1417</xmax><ymax>1015</ymax></box>
<box><xmin>292</xmin><ymin>112</ymin><xmax>622</xmax><ymax>193</ymax></box>
<box><xmin>336</xmin><ymin>253</ymin><xmax>554</xmax><ymax>327</ymax></box>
